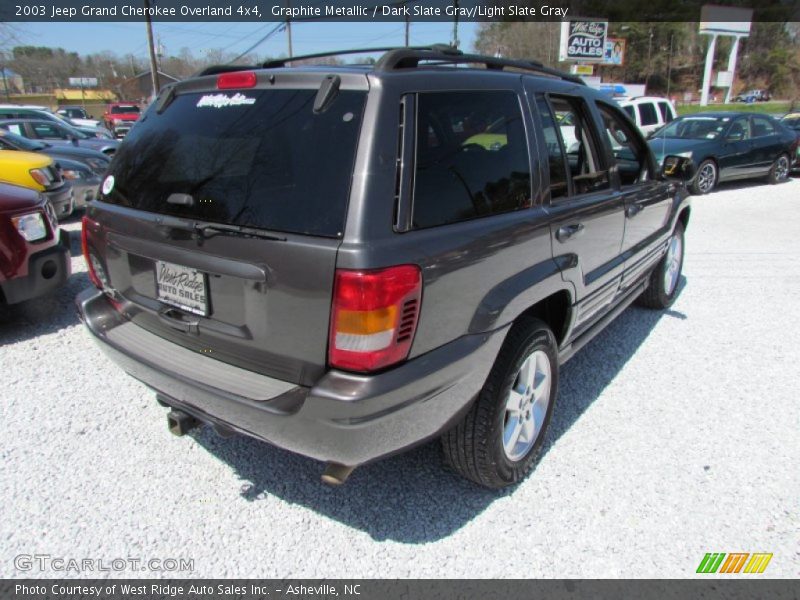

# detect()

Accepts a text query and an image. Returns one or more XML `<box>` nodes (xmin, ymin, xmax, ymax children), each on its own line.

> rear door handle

<box><xmin>626</xmin><ymin>203</ymin><xmax>644</xmax><ymax>218</ymax></box>
<box><xmin>556</xmin><ymin>223</ymin><xmax>585</xmax><ymax>243</ymax></box>
<box><xmin>158</xmin><ymin>308</ymin><xmax>200</xmax><ymax>335</ymax></box>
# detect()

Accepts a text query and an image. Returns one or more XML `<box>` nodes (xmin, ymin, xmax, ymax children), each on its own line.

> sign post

<box><xmin>698</xmin><ymin>5</ymin><xmax>752</xmax><ymax>106</ymax></box>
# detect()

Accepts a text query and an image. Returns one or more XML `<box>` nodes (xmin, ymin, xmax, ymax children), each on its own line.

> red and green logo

<box><xmin>697</xmin><ymin>553</ymin><xmax>773</xmax><ymax>574</ymax></box>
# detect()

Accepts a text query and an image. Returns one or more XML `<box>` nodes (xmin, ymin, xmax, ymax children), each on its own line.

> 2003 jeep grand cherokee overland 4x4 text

<box><xmin>77</xmin><ymin>46</ymin><xmax>694</xmax><ymax>488</ymax></box>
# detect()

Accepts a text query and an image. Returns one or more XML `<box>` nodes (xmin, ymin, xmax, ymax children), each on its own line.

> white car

<box><xmin>617</xmin><ymin>96</ymin><xmax>677</xmax><ymax>136</ymax></box>
<box><xmin>56</xmin><ymin>106</ymin><xmax>103</xmax><ymax>129</ymax></box>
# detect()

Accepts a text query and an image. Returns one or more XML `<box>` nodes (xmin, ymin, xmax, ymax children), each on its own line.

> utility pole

<box><xmin>451</xmin><ymin>0</ymin><xmax>459</xmax><ymax>48</ymax></box>
<box><xmin>405</xmin><ymin>15</ymin><xmax>410</xmax><ymax>46</ymax></box>
<box><xmin>286</xmin><ymin>0</ymin><xmax>293</xmax><ymax>58</ymax></box>
<box><xmin>144</xmin><ymin>0</ymin><xmax>159</xmax><ymax>98</ymax></box>
<box><xmin>644</xmin><ymin>27</ymin><xmax>654</xmax><ymax>91</ymax></box>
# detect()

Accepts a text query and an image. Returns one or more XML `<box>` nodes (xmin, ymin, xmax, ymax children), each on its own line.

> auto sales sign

<box><xmin>559</xmin><ymin>20</ymin><xmax>608</xmax><ymax>62</ymax></box>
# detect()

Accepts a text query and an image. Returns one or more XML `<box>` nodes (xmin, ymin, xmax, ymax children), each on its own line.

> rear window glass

<box><xmin>102</xmin><ymin>89</ymin><xmax>366</xmax><ymax>237</ymax></box>
<box><xmin>111</xmin><ymin>105</ymin><xmax>140</xmax><ymax>114</ymax></box>
<box><xmin>638</xmin><ymin>102</ymin><xmax>659</xmax><ymax>126</ymax></box>
<box><xmin>411</xmin><ymin>90</ymin><xmax>531</xmax><ymax>229</ymax></box>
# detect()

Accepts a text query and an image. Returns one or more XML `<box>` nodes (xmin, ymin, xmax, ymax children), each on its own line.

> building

<box><xmin>0</xmin><ymin>68</ymin><xmax>24</xmax><ymax>95</ymax></box>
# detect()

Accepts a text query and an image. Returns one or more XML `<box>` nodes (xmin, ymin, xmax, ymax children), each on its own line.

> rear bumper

<box><xmin>1</xmin><ymin>230</ymin><xmax>71</xmax><ymax>304</ymax></box>
<box><xmin>76</xmin><ymin>289</ymin><xmax>508</xmax><ymax>466</ymax></box>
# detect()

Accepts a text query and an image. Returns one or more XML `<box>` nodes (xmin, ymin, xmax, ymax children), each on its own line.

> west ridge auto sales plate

<box><xmin>155</xmin><ymin>260</ymin><xmax>208</xmax><ymax>316</ymax></box>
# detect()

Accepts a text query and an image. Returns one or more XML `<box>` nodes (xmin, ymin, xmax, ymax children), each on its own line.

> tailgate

<box><xmin>86</xmin><ymin>74</ymin><xmax>368</xmax><ymax>386</ymax></box>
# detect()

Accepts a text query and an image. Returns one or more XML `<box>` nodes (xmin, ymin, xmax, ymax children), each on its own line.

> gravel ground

<box><xmin>1</xmin><ymin>178</ymin><xmax>798</xmax><ymax>579</ymax></box>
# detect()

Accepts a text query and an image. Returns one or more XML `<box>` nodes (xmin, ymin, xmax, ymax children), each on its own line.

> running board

<box><xmin>557</xmin><ymin>279</ymin><xmax>648</xmax><ymax>365</ymax></box>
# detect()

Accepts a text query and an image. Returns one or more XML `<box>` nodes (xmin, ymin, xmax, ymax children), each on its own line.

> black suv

<box><xmin>77</xmin><ymin>46</ymin><xmax>693</xmax><ymax>488</ymax></box>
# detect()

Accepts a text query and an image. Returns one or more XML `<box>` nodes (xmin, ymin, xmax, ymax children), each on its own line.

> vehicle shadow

<box><xmin>191</xmin><ymin>277</ymin><xmax>688</xmax><ymax>543</ymax></box>
<box><xmin>710</xmin><ymin>177</ymin><xmax>796</xmax><ymax>195</ymax></box>
<box><xmin>0</xmin><ymin>230</ymin><xmax>88</xmax><ymax>344</ymax></box>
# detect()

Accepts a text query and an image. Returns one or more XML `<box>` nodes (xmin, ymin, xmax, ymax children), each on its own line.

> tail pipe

<box><xmin>321</xmin><ymin>463</ymin><xmax>355</xmax><ymax>486</ymax></box>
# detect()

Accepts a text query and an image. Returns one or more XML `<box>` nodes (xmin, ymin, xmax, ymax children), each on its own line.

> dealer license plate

<box><xmin>155</xmin><ymin>260</ymin><xmax>208</xmax><ymax>316</ymax></box>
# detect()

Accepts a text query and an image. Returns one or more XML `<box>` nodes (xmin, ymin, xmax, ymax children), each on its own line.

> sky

<box><xmin>11</xmin><ymin>21</ymin><xmax>480</xmax><ymax>60</ymax></box>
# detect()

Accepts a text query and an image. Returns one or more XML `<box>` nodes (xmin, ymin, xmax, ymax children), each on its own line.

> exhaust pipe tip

<box><xmin>321</xmin><ymin>463</ymin><xmax>355</xmax><ymax>486</ymax></box>
<box><xmin>167</xmin><ymin>410</ymin><xmax>200</xmax><ymax>436</ymax></box>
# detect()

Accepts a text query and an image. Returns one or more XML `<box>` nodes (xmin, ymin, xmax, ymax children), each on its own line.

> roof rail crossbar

<box><xmin>374</xmin><ymin>47</ymin><xmax>585</xmax><ymax>85</ymax></box>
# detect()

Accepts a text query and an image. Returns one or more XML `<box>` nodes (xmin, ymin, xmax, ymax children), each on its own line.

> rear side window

<box><xmin>102</xmin><ymin>89</ymin><xmax>366</xmax><ymax>238</ymax></box>
<box><xmin>751</xmin><ymin>116</ymin><xmax>775</xmax><ymax>137</ymax></box>
<box><xmin>411</xmin><ymin>91</ymin><xmax>531</xmax><ymax>229</ymax></box>
<box><xmin>622</xmin><ymin>105</ymin><xmax>635</xmax><ymax>120</ymax></box>
<box><xmin>658</xmin><ymin>101</ymin><xmax>674</xmax><ymax>123</ymax></box>
<box><xmin>638</xmin><ymin>102</ymin><xmax>659</xmax><ymax>126</ymax></box>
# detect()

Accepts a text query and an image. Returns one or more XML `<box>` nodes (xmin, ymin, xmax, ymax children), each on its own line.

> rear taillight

<box><xmin>328</xmin><ymin>265</ymin><xmax>422</xmax><ymax>373</ymax></box>
<box><xmin>81</xmin><ymin>215</ymin><xmax>103</xmax><ymax>289</ymax></box>
<box><xmin>217</xmin><ymin>71</ymin><xmax>257</xmax><ymax>90</ymax></box>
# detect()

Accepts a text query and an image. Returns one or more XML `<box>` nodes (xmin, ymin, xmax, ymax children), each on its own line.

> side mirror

<box><xmin>70</xmin><ymin>135</ymin><xmax>79</xmax><ymax>145</ymax></box>
<box><xmin>661</xmin><ymin>155</ymin><xmax>696</xmax><ymax>183</ymax></box>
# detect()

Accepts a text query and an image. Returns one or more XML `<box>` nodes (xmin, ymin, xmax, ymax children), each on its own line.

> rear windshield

<box><xmin>101</xmin><ymin>88</ymin><xmax>366</xmax><ymax>237</ymax></box>
<box><xmin>111</xmin><ymin>105</ymin><xmax>140</xmax><ymax>114</ymax></box>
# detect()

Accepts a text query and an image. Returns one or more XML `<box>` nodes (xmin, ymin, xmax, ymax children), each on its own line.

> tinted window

<box><xmin>638</xmin><ymin>102</ymin><xmax>659</xmax><ymax>126</ymax></box>
<box><xmin>536</xmin><ymin>96</ymin><xmax>569</xmax><ymax>200</ymax></box>
<box><xmin>412</xmin><ymin>91</ymin><xmax>531</xmax><ymax>229</ymax></box>
<box><xmin>727</xmin><ymin>117</ymin><xmax>751</xmax><ymax>140</ymax></box>
<box><xmin>549</xmin><ymin>95</ymin><xmax>609</xmax><ymax>195</ymax></box>
<box><xmin>32</xmin><ymin>122</ymin><xmax>67</xmax><ymax>139</ymax></box>
<box><xmin>102</xmin><ymin>88</ymin><xmax>366</xmax><ymax>238</ymax></box>
<box><xmin>751</xmin><ymin>116</ymin><xmax>775</xmax><ymax>137</ymax></box>
<box><xmin>598</xmin><ymin>102</ymin><xmax>650</xmax><ymax>186</ymax></box>
<box><xmin>622</xmin><ymin>105</ymin><xmax>635</xmax><ymax>119</ymax></box>
<box><xmin>111</xmin><ymin>105</ymin><xmax>140</xmax><ymax>114</ymax></box>
<box><xmin>658</xmin><ymin>102</ymin><xmax>674</xmax><ymax>123</ymax></box>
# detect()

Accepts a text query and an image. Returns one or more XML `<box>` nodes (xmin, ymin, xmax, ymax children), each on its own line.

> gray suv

<box><xmin>77</xmin><ymin>46</ymin><xmax>693</xmax><ymax>488</ymax></box>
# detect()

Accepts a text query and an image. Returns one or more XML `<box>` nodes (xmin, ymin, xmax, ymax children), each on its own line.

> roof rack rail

<box><xmin>374</xmin><ymin>47</ymin><xmax>585</xmax><ymax>85</ymax></box>
<box><xmin>261</xmin><ymin>45</ymin><xmax>439</xmax><ymax>69</ymax></box>
<box><xmin>196</xmin><ymin>64</ymin><xmax>257</xmax><ymax>77</ymax></box>
<box><xmin>198</xmin><ymin>45</ymin><xmax>584</xmax><ymax>85</ymax></box>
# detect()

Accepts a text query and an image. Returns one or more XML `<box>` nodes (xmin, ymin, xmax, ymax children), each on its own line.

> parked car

<box><xmin>0</xmin><ymin>119</ymin><xmax>119</xmax><ymax>156</ymax></box>
<box><xmin>0</xmin><ymin>181</ymin><xmax>71</xmax><ymax>305</ymax></box>
<box><xmin>648</xmin><ymin>112</ymin><xmax>796</xmax><ymax>194</ymax></box>
<box><xmin>0</xmin><ymin>127</ymin><xmax>111</xmax><ymax>174</ymax></box>
<box><xmin>0</xmin><ymin>104</ymin><xmax>113</xmax><ymax>139</ymax></box>
<box><xmin>77</xmin><ymin>46</ymin><xmax>694</xmax><ymax>489</ymax></box>
<box><xmin>0</xmin><ymin>149</ymin><xmax>73</xmax><ymax>219</ymax></box>
<box><xmin>780</xmin><ymin>112</ymin><xmax>800</xmax><ymax>171</ymax></box>
<box><xmin>618</xmin><ymin>96</ymin><xmax>678</xmax><ymax>136</ymax></box>
<box><xmin>734</xmin><ymin>89</ymin><xmax>771</xmax><ymax>103</ymax></box>
<box><xmin>102</xmin><ymin>102</ymin><xmax>141</xmax><ymax>137</ymax></box>
<box><xmin>56</xmin><ymin>105</ymin><xmax>103</xmax><ymax>130</ymax></box>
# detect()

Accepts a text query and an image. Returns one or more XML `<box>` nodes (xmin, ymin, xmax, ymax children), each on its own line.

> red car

<box><xmin>0</xmin><ymin>182</ymin><xmax>70</xmax><ymax>304</ymax></box>
<box><xmin>102</xmin><ymin>102</ymin><xmax>142</xmax><ymax>138</ymax></box>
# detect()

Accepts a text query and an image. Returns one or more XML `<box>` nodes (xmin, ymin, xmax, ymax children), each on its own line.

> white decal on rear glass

<box><xmin>196</xmin><ymin>93</ymin><xmax>256</xmax><ymax>109</ymax></box>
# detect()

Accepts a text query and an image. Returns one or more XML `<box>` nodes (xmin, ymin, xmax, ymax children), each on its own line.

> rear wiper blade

<box><xmin>193</xmin><ymin>222</ymin><xmax>286</xmax><ymax>242</ymax></box>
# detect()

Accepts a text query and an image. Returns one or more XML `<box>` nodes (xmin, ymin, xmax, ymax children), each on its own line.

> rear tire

<box><xmin>689</xmin><ymin>160</ymin><xmax>717</xmax><ymax>195</ymax></box>
<box><xmin>638</xmin><ymin>222</ymin><xmax>685</xmax><ymax>309</ymax></box>
<box><xmin>442</xmin><ymin>316</ymin><xmax>558</xmax><ymax>489</ymax></box>
<box><xmin>767</xmin><ymin>154</ymin><xmax>790</xmax><ymax>184</ymax></box>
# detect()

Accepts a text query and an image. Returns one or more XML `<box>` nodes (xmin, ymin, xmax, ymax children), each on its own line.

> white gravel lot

<box><xmin>1</xmin><ymin>178</ymin><xmax>798</xmax><ymax>579</ymax></box>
